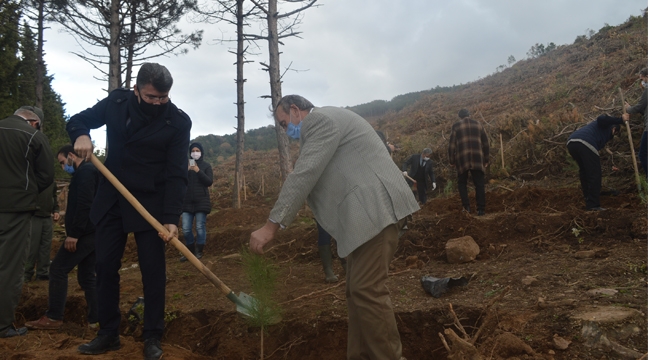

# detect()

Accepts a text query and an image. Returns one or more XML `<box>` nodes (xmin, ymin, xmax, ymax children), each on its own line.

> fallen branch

<box><xmin>449</xmin><ymin>303</ymin><xmax>470</xmax><ymax>340</ymax></box>
<box><xmin>279</xmin><ymin>281</ymin><xmax>345</xmax><ymax>305</ymax></box>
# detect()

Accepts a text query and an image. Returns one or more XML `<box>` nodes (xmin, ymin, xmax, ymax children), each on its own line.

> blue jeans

<box><xmin>182</xmin><ymin>212</ymin><xmax>207</xmax><ymax>246</ymax></box>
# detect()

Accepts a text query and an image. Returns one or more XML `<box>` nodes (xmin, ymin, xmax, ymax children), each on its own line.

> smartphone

<box><xmin>189</xmin><ymin>159</ymin><xmax>196</xmax><ymax>167</ymax></box>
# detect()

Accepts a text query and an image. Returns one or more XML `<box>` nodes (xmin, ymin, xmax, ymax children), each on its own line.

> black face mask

<box><xmin>138</xmin><ymin>99</ymin><xmax>168</xmax><ymax>118</ymax></box>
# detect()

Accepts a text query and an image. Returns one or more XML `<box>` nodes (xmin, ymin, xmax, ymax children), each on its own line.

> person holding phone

<box><xmin>180</xmin><ymin>142</ymin><xmax>213</xmax><ymax>261</ymax></box>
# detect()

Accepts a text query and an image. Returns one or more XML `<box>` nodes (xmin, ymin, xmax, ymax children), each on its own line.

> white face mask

<box><xmin>642</xmin><ymin>81</ymin><xmax>647</xmax><ymax>89</ymax></box>
<box><xmin>423</xmin><ymin>157</ymin><xmax>430</xmax><ymax>161</ymax></box>
<box><xmin>191</xmin><ymin>152</ymin><xmax>201</xmax><ymax>160</ymax></box>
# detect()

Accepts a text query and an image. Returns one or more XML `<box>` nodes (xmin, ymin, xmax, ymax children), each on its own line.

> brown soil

<box><xmin>3</xmin><ymin>180</ymin><xmax>647</xmax><ymax>360</ymax></box>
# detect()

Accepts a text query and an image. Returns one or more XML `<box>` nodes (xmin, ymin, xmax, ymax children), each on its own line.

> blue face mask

<box><xmin>285</xmin><ymin>110</ymin><xmax>303</xmax><ymax>139</ymax></box>
<box><xmin>64</xmin><ymin>164</ymin><xmax>75</xmax><ymax>175</ymax></box>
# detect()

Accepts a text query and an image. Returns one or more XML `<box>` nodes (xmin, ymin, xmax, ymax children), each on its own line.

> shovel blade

<box><xmin>226</xmin><ymin>291</ymin><xmax>255</xmax><ymax>317</ymax></box>
<box><xmin>235</xmin><ymin>292</ymin><xmax>255</xmax><ymax>317</ymax></box>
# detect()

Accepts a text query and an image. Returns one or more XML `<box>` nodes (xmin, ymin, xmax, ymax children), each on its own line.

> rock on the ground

<box><xmin>522</xmin><ymin>276</ymin><xmax>538</xmax><ymax>286</ymax></box>
<box><xmin>445</xmin><ymin>236</ymin><xmax>480</xmax><ymax>264</ymax></box>
<box><xmin>552</xmin><ymin>334</ymin><xmax>571</xmax><ymax>350</ymax></box>
<box><xmin>572</xmin><ymin>306</ymin><xmax>645</xmax><ymax>359</ymax></box>
<box><xmin>586</xmin><ymin>288</ymin><xmax>618</xmax><ymax>297</ymax></box>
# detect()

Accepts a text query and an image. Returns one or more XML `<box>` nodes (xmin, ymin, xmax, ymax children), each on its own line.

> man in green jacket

<box><xmin>23</xmin><ymin>111</ymin><xmax>60</xmax><ymax>282</ymax></box>
<box><xmin>0</xmin><ymin>106</ymin><xmax>54</xmax><ymax>338</ymax></box>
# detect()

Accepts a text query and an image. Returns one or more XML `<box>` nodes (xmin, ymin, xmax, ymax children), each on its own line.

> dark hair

<box><xmin>57</xmin><ymin>144</ymin><xmax>78</xmax><ymax>158</ymax></box>
<box><xmin>640</xmin><ymin>68</ymin><xmax>648</xmax><ymax>77</ymax></box>
<box><xmin>458</xmin><ymin>109</ymin><xmax>470</xmax><ymax>118</ymax></box>
<box><xmin>273</xmin><ymin>95</ymin><xmax>314</xmax><ymax>121</ymax></box>
<box><xmin>136</xmin><ymin>63</ymin><xmax>173</xmax><ymax>93</ymax></box>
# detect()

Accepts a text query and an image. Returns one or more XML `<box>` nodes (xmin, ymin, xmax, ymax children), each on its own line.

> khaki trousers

<box><xmin>346</xmin><ymin>219</ymin><xmax>404</xmax><ymax>360</ymax></box>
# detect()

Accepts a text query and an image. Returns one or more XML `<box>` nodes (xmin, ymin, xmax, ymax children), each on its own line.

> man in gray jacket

<box><xmin>250</xmin><ymin>95</ymin><xmax>419</xmax><ymax>360</ymax></box>
<box><xmin>0</xmin><ymin>106</ymin><xmax>54</xmax><ymax>338</ymax></box>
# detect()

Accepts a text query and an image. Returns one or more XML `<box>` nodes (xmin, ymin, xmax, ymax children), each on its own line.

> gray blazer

<box><xmin>270</xmin><ymin>106</ymin><xmax>420</xmax><ymax>257</ymax></box>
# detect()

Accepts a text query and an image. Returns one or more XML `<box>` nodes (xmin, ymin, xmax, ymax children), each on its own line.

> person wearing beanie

<box><xmin>0</xmin><ymin>106</ymin><xmax>54</xmax><ymax>338</ymax></box>
<box><xmin>402</xmin><ymin>148</ymin><xmax>437</xmax><ymax>205</ymax></box>
<box><xmin>567</xmin><ymin>114</ymin><xmax>629</xmax><ymax>211</ymax></box>
<box><xmin>21</xmin><ymin>107</ymin><xmax>61</xmax><ymax>284</ymax></box>
<box><xmin>180</xmin><ymin>142</ymin><xmax>213</xmax><ymax>261</ymax></box>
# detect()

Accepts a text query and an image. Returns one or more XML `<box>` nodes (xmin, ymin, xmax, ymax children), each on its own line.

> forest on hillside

<box><xmin>0</xmin><ymin>2</ymin><xmax>69</xmax><ymax>178</ymax></box>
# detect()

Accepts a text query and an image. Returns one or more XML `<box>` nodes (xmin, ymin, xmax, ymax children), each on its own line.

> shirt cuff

<box><xmin>268</xmin><ymin>218</ymin><xmax>285</xmax><ymax>229</ymax></box>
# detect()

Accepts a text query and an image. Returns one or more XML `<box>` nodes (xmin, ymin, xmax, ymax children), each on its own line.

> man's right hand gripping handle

<box><xmin>74</xmin><ymin>135</ymin><xmax>94</xmax><ymax>161</ymax></box>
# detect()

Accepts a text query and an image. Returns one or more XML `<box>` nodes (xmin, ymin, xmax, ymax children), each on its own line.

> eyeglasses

<box><xmin>142</xmin><ymin>94</ymin><xmax>170</xmax><ymax>103</ymax></box>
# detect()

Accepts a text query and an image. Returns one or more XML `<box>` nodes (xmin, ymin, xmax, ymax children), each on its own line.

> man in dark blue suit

<box><xmin>67</xmin><ymin>63</ymin><xmax>191</xmax><ymax>360</ymax></box>
<box><xmin>402</xmin><ymin>148</ymin><xmax>437</xmax><ymax>204</ymax></box>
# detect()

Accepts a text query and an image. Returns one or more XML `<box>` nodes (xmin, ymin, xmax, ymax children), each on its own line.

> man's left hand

<box><xmin>159</xmin><ymin>224</ymin><xmax>178</xmax><ymax>243</ymax></box>
<box><xmin>52</xmin><ymin>212</ymin><xmax>61</xmax><ymax>221</ymax></box>
<box><xmin>432</xmin><ymin>182</ymin><xmax>437</xmax><ymax>191</ymax></box>
<box><xmin>250</xmin><ymin>220</ymin><xmax>280</xmax><ymax>254</ymax></box>
<box><xmin>64</xmin><ymin>237</ymin><xmax>78</xmax><ymax>252</ymax></box>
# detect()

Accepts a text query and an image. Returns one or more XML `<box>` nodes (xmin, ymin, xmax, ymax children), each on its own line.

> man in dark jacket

<box><xmin>25</xmin><ymin>145</ymin><xmax>99</xmax><ymax>331</ymax></box>
<box><xmin>180</xmin><ymin>142</ymin><xmax>213</xmax><ymax>261</ymax></box>
<box><xmin>567</xmin><ymin>114</ymin><xmax>629</xmax><ymax>211</ymax></box>
<box><xmin>67</xmin><ymin>63</ymin><xmax>191</xmax><ymax>359</ymax></box>
<box><xmin>626</xmin><ymin>68</ymin><xmax>648</xmax><ymax>176</ymax></box>
<box><xmin>448</xmin><ymin>109</ymin><xmax>490</xmax><ymax>215</ymax></box>
<box><xmin>23</xmin><ymin>110</ymin><xmax>60</xmax><ymax>282</ymax></box>
<box><xmin>0</xmin><ymin>106</ymin><xmax>54</xmax><ymax>338</ymax></box>
<box><xmin>402</xmin><ymin>148</ymin><xmax>436</xmax><ymax>204</ymax></box>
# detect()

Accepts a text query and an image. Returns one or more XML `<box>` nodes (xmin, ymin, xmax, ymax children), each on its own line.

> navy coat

<box><xmin>67</xmin><ymin>88</ymin><xmax>192</xmax><ymax>232</ymax></box>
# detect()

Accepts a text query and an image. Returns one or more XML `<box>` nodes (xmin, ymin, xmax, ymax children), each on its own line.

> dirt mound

<box><xmin>6</xmin><ymin>183</ymin><xmax>646</xmax><ymax>359</ymax></box>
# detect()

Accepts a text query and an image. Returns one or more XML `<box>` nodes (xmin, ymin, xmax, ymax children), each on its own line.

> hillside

<box><xmin>374</xmin><ymin>13</ymin><xmax>647</xmax><ymax>187</ymax></box>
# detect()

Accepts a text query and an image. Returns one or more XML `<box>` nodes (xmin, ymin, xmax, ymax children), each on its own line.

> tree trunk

<box><xmin>125</xmin><ymin>0</ymin><xmax>137</xmax><ymax>89</ymax></box>
<box><xmin>232</xmin><ymin>0</ymin><xmax>246</xmax><ymax>209</ymax></box>
<box><xmin>107</xmin><ymin>0</ymin><xmax>121</xmax><ymax>92</ymax></box>
<box><xmin>35</xmin><ymin>0</ymin><xmax>45</xmax><ymax>112</ymax></box>
<box><xmin>266</xmin><ymin>0</ymin><xmax>292</xmax><ymax>181</ymax></box>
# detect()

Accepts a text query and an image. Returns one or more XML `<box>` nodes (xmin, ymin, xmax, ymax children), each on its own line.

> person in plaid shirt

<box><xmin>448</xmin><ymin>109</ymin><xmax>490</xmax><ymax>215</ymax></box>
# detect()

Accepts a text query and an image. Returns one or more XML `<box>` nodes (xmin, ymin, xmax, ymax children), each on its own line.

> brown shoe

<box><xmin>25</xmin><ymin>316</ymin><xmax>62</xmax><ymax>330</ymax></box>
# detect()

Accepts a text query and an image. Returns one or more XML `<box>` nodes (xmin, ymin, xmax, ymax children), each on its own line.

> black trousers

<box><xmin>567</xmin><ymin>142</ymin><xmax>601</xmax><ymax>209</ymax></box>
<box><xmin>95</xmin><ymin>202</ymin><xmax>166</xmax><ymax>340</ymax></box>
<box><xmin>458</xmin><ymin>169</ymin><xmax>486</xmax><ymax>212</ymax></box>
<box><xmin>47</xmin><ymin>232</ymin><xmax>97</xmax><ymax>323</ymax></box>
<box><xmin>414</xmin><ymin>176</ymin><xmax>428</xmax><ymax>204</ymax></box>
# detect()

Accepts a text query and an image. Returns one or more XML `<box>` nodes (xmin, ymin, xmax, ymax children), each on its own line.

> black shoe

<box><xmin>0</xmin><ymin>325</ymin><xmax>27</xmax><ymax>338</ymax></box>
<box><xmin>587</xmin><ymin>207</ymin><xmax>607</xmax><ymax>212</ymax></box>
<box><xmin>180</xmin><ymin>243</ymin><xmax>195</xmax><ymax>262</ymax></box>
<box><xmin>78</xmin><ymin>335</ymin><xmax>121</xmax><ymax>355</ymax></box>
<box><xmin>477</xmin><ymin>210</ymin><xmax>485</xmax><ymax>216</ymax></box>
<box><xmin>196</xmin><ymin>244</ymin><xmax>204</xmax><ymax>259</ymax></box>
<box><xmin>462</xmin><ymin>206</ymin><xmax>470</xmax><ymax>213</ymax></box>
<box><xmin>143</xmin><ymin>338</ymin><xmax>163</xmax><ymax>360</ymax></box>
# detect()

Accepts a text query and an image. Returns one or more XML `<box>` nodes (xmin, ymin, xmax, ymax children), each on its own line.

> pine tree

<box><xmin>0</xmin><ymin>1</ymin><xmax>22</xmax><ymax>115</ymax></box>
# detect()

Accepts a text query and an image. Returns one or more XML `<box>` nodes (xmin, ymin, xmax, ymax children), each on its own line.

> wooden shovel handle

<box><xmin>90</xmin><ymin>155</ymin><xmax>233</xmax><ymax>296</ymax></box>
<box><xmin>403</xmin><ymin>173</ymin><xmax>417</xmax><ymax>183</ymax></box>
<box><xmin>619</xmin><ymin>88</ymin><xmax>641</xmax><ymax>190</ymax></box>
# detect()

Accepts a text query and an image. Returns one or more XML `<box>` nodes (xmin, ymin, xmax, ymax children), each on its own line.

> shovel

<box><xmin>619</xmin><ymin>87</ymin><xmax>642</xmax><ymax>191</ymax></box>
<box><xmin>89</xmin><ymin>155</ymin><xmax>255</xmax><ymax>317</ymax></box>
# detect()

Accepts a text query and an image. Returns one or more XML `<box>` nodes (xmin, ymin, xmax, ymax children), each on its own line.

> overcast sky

<box><xmin>43</xmin><ymin>0</ymin><xmax>648</xmax><ymax>150</ymax></box>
